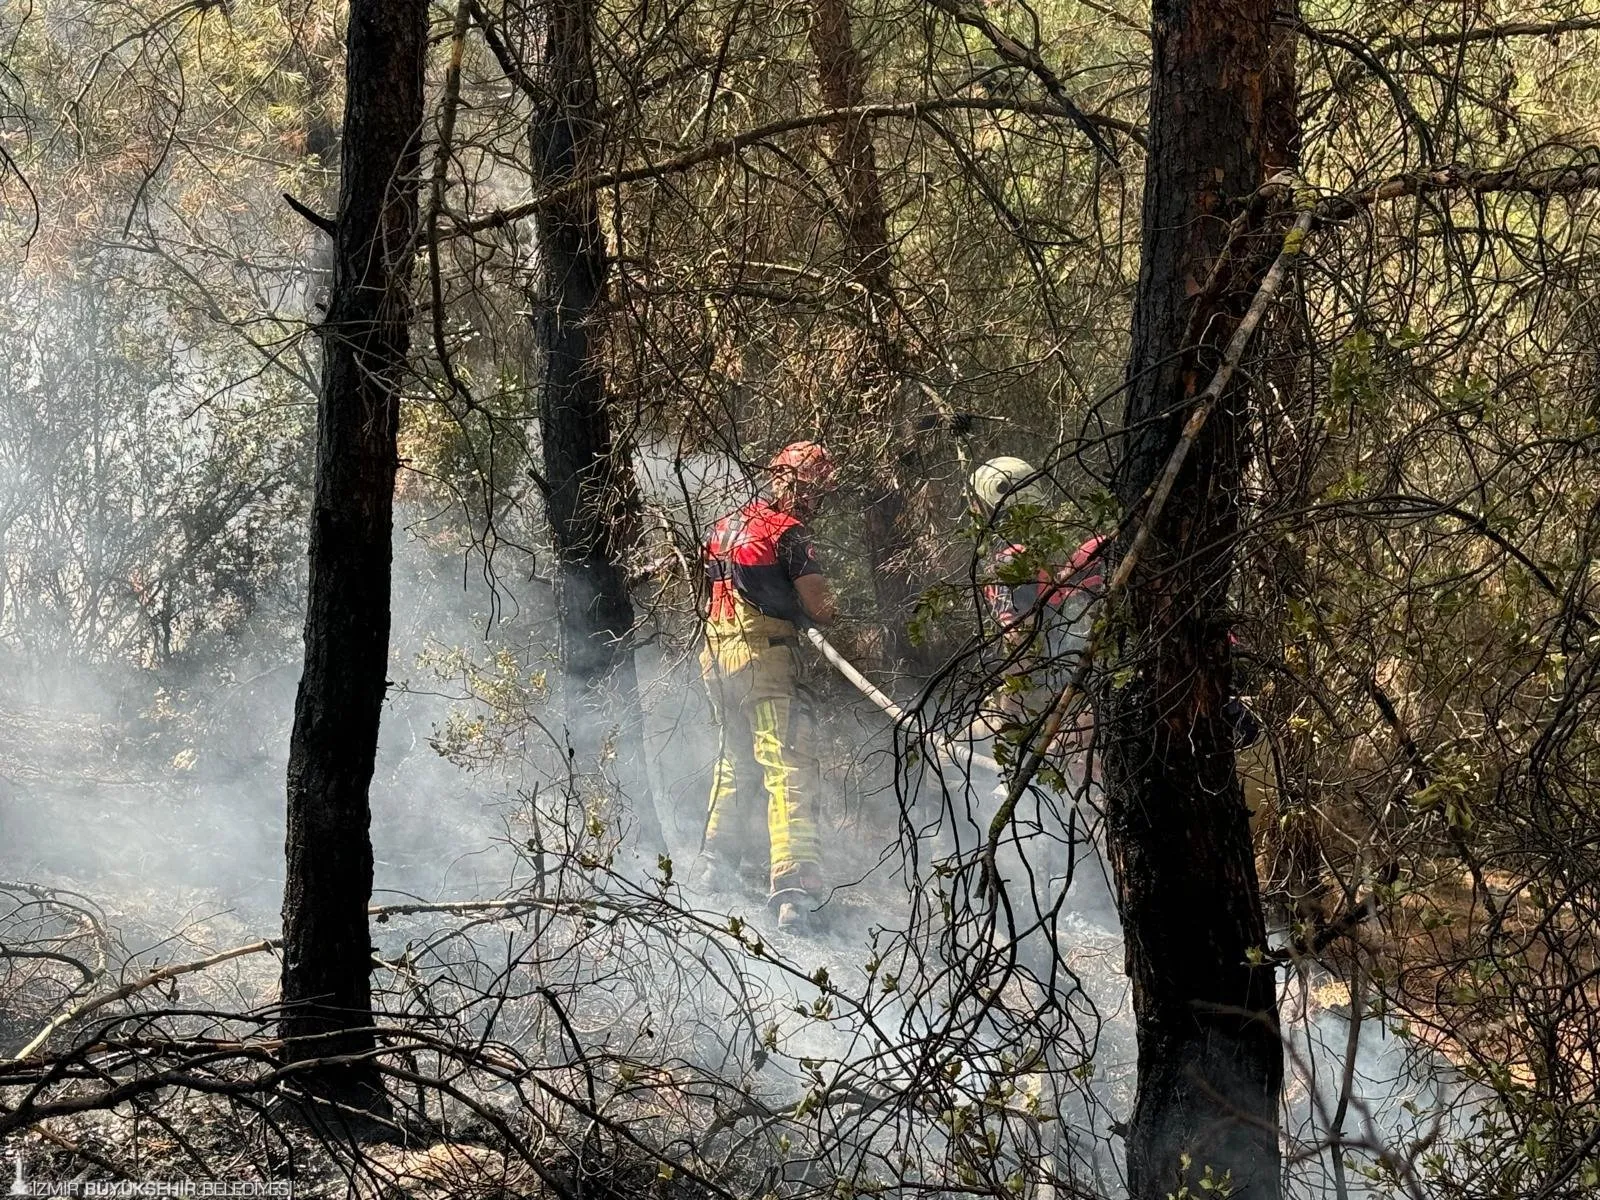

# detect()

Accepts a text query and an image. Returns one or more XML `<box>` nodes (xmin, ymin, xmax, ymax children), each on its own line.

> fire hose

<box><xmin>630</xmin><ymin>542</ymin><xmax>1006</xmax><ymax>778</ymax></box>
<box><xmin>802</xmin><ymin>626</ymin><xmax>1003</xmax><ymax>777</ymax></box>
<box><xmin>805</xmin><ymin>628</ymin><xmax>1112</xmax><ymax>884</ymax></box>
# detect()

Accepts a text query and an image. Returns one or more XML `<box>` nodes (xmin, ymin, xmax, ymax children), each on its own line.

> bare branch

<box><xmin>982</xmin><ymin>207</ymin><xmax>1318</xmax><ymax>886</ymax></box>
<box><xmin>446</xmin><ymin>96</ymin><xmax>1140</xmax><ymax>239</ymax></box>
<box><xmin>922</xmin><ymin>0</ymin><xmax>1120</xmax><ymax>163</ymax></box>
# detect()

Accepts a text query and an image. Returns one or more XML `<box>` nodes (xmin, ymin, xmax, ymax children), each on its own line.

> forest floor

<box><xmin>0</xmin><ymin>653</ymin><xmax>1477</xmax><ymax>1198</ymax></box>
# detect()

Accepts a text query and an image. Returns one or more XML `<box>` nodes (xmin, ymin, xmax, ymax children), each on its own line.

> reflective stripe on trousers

<box><xmin>702</xmin><ymin>644</ymin><xmax>823</xmax><ymax>893</ymax></box>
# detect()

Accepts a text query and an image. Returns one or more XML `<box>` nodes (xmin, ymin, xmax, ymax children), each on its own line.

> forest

<box><xmin>2</xmin><ymin>0</ymin><xmax>1600</xmax><ymax>1197</ymax></box>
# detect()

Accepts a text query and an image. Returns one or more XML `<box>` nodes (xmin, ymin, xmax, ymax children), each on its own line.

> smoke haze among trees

<box><xmin>3</xmin><ymin>0</ymin><xmax>1600</xmax><ymax>1198</ymax></box>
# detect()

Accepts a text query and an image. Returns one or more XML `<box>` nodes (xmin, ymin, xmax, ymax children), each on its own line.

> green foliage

<box><xmin>417</xmin><ymin>643</ymin><xmax>550</xmax><ymax>769</ymax></box>
<box><xmin>1166</xmin><ymin>1154</ymin><xmax>1234</xmax><ymax>1200</ymax></box>
<box><xmin>1409</xmin><ymin>752</ymin><xmax>1481</xmax><ymax>831</ymax></box>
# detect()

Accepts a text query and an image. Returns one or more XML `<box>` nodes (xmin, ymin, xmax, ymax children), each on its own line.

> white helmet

<box><xmin>970</xmin><ymin>456</ymin><xmax>1046</xmax><ymax>514</ymax></box>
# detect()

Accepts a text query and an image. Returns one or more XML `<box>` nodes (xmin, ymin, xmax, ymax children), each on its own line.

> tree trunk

<box><xmin>807</xmin><ymin>0</ymin><xmax>893</xmax><ymax>298</ymax></box>
<box><xmin>1101</xmin><ymin>0</ymin><xmax>1284</xmax><ymax>1195</ymax></box>
<box><xmin>280</xmin><ymin>0</ymin><xmax>425</xmax><ymax>1111</ymax></box>
<box><xmin>807</xmin><ymin>0</ymin><xmax>922</xmax><ymax>665</ymax></box>
<box><xmin>529</xmin><ymin>0</ymin><xmax>665</xmax><ymax>853</ymax></box>
<box><xmin>1262</xmin><ymin>0</ymin><xmax>1301</xmax><ymax>179</ymax></box>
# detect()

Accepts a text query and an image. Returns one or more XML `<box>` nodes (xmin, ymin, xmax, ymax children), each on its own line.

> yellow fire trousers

<box><xmin>700</xmin><ymin>637</ymin><xmax>823</xmax><ymax>895</ymax></box>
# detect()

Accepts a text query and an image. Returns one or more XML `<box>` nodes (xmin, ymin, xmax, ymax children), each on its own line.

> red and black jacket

<box><xmin>705</xmin><ymin>500</ymin><xmax>823</xmax><ymax>627</ymax></box>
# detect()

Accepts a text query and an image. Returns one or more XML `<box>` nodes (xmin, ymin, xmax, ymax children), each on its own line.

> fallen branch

<box><xmin>7</xmin><ymin>939</ymin><xmax>281</xmax><ymax>1064</ymax></box>
<box><xmin>981</xmin><ymin>205</ymin><xmax>1318</xmax><ymax>890</ymax></box>
<box><xmin>0</xmin><ymin>945</ymin><xmax>96</xmax><ymax>987</ymax></box>
<box><xmin>30</xmin><ymin>1123</ymin><xmax>133</xmax><ymax>1178</ymax></box>
<box><xmin>3</xmin><ymin>898</ymin><xmax>599</xmax><ymax>1063</ymax></box>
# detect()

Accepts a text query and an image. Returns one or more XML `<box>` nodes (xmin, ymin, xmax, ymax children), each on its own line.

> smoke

<box><xmin>0</xmin><ymin>423</ymin><xmax>1483</xmax><ymax>1199</ymax></box>
<box><xmin>573</xmin><ymin>440</ymin><xmax>1484</xmax><ymax>1197</ymax></box>
<box><xmin>0</xmin><ymin>521</ymin><xmax>528</xmax><ymax>935</ymax></box>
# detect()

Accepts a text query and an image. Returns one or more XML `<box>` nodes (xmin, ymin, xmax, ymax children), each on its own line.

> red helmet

<box><xmin>768</xmin><ymin>441</ymin><xmax>837</xmax><ymax>492</ymax></box>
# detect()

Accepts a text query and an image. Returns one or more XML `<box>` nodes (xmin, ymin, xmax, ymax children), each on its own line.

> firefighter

<box><xmin>969</xmin><ymin>455</ymin><xmax>1264</xmax><ymax>786</ymax></box>
<box><xmin>692</xmin><ymin>441</ymin><xmax>839</xmax><ymax>930</ymax></box>
<box><xmin>966</xmin><ymin>458</ymin><xmax>1107</xmax><ymax>960</ymax></box>
<box><xmin>967</xmin><ymin>456</ymin><xmax>1104</xmax><ymax>745</ymax></box>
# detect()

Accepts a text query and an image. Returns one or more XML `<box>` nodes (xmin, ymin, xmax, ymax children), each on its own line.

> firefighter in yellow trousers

<box><xmin>693</xmin><ymin>441</ymin><xmax>839</xmax><ymax>931</ymax></box>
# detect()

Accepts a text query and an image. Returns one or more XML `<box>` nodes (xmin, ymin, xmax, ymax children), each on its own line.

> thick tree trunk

<box><xmin>280</xmin><ymin>0</ymin><xmax>426</xmax><ymax>1110</ymax></box>
<box><xmin>807</xmin><ymin>0</ymin><xmax>921</xmax><ymax>664</ymax></box>
<box><xmin>1101</xmin><ymin>0</ymin><xmax>1284</xmax><ymax>1195</ymax></box>
<box><xmin>530</xmin><ymin>0</ymin><xmax>665</xmax><ymax>852</ymax></box>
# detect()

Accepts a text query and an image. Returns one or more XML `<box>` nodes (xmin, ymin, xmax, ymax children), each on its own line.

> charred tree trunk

<box><xmin>808</xmin><ymin>0</ymin><xmax>921</xmax><ymax>664</ymax></box>
<box><xmin>1262</xmin><ymin>0</ymin><xmax>1300</xmax><ymax>179</ymax></box>
<box><xmin>280</xmin><ymin>0</ymin><xmax>425</xmax><ymax>1111</ymax></box>
<box><xmin>529</xmin><ymin>0</ymin><xmax>665</xmax><ymax>852</ymax></box>
<box><xmin>1101</xmin><ymin>0</ymin><xmax>1284</xmax><ymax>1195</ymax></box>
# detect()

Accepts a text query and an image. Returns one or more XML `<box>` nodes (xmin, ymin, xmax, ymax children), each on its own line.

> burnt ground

<box><xmin>0</xmin><ymin>643</ymin><xmax>1466</xmax><ymax>1199</ymax></box>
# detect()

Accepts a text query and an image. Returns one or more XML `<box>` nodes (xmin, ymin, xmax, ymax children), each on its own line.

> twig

<box><xmin>922</xmin><ymin>0</ymin><xmax>1119</xmax><ymax>162</ymax></box>
<box><xmin>7</xmin><ymin>939</ymin><xmax>281</xmax><ymax>1064</ymax></box>
<box><xmin>282</xmin><ymin>193</ymin><xmax>336</xmax><ymax>236</ymax></box>
<box><xmin>29</xmin><ymin>1124</ymin><xmax>132</xmax><ymax>1178</ymax></box>
<box><xmin>424</xmin><ymin>0</ymin><xmax>478</xmax><ymax>416</ymax></box>
<box><xmin>4</xmin><ymin>894</ymin><xmax>704</xmax><ymax>1064</ymax></box>
<box><xmin>1297</xmin><ymin>160</ymin><xmax>1600</xmax><ymax>222</ymax></box>
<box><xmin>1328</xmin><ymin>962</ymin><xmax>1365</xmax><ymax>1200</ymax></box>
<box><xmin>0</xmin><ymin>945</ymin><xmax>96</xmax><ymax>987</ymax></box>
<box><xmin>1372</xmin><ymin>15</ymin><xmax>1600</xmax><ymax>55</ymax></box>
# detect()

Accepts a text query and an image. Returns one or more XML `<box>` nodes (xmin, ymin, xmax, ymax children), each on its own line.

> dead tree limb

<box><xmin>7</xmin><ymin>939</ymin><xmax>281</xmax><ymax>1064</ymax></box>
<box><xmin>922</xmin><ymin>0</ymin><xmax>1119</xmax><ymax>161</ymax></box>
<box><xmin>446</xmin><ymin>97</ymin><xmax>1140</xmax><ymax>239</ymax></box>
<box><xmin>981</xmin><ymin>206</ymin><xmax>1318</xmax><ymax>888</ymax></box>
